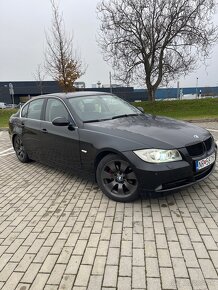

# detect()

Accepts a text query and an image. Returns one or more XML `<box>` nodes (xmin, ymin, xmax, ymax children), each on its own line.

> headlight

<box><xmin>133</xmin><ymin>149</ymin><xmax>182</xmax><ymax>163</ymax></box>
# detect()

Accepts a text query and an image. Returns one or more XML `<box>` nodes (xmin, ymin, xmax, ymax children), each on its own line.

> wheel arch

<box><xmin>94</xmin><ymin>150</ymin><xmax>117</xmax><ymax>171</ymax></box>
<box><xmin>12</xmin><ymin>133</ymin><xmax>18</xmax><ymax>148</ymax></box>
<box><xmin>94</xmin><ymin>149</ymin><xmax>132</xmax><ymax>178</ymax></box>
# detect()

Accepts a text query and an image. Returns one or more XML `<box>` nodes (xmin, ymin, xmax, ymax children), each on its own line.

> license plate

<box><xmin>196</xmin><ymin>153</ymin><xmax>216</xmax><ymax>171</ymax></box>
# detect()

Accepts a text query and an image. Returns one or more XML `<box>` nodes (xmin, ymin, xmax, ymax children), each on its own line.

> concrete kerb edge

<box><xmin>0</xmin><ymin>128</ymin><xmax>9</xmax><ymax>132</ymax></box>
<box><xmin>186</xmin><ymin>118</ymin><xmax>218</xmax><ymax>123</ymax></box>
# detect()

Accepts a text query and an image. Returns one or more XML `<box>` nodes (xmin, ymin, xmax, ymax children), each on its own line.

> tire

<box><xmin>13</xmin><ymin>135</ymin><xmax>30</xmax><ymax>163</ymax></box>
<box><xmin>96</xmin><ymin>154</ymin><xmax>139</xmax><ymax>202</ymax></box>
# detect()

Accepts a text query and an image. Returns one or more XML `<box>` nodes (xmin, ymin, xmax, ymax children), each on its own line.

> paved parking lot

<box><xmin>0</xmin><ymin>122</ymin><xmax>218</xmax><ymax>290</ymax></box>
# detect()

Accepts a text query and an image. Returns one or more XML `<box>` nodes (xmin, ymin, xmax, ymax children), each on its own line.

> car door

<box><xmin>20</xmin><ymin>98</ymin><xmax>45</xmax><ymax>161</ymax></box>
<box><xmin>40</xmin><ymin>97</ymin><xmax>81</xmax><ymax>169</ymax></box>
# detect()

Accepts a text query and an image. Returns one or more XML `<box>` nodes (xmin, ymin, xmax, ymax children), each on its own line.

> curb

<box><xmin>186</xmin><ymin>118</ymin><xmax>218</xmax><ymax>123</ymax></box>
<box><xmin>0</xmin><ymin>128</ymin><xmax>9</xmax><ymax>132</ymax></box>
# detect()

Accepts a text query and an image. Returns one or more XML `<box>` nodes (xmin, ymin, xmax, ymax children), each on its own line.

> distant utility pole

<box><xmin>177</xmin><ymin>81</ymin><xmax>180</xmax><ymax>99</ymax></box>
<box><xmin>109</xmin><ymin>72</ymin><xmax>112</xmax><ymax>93</ymax></box>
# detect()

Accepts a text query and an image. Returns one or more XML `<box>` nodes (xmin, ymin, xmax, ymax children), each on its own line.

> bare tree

<box><xmin>34</xmin><ymin>64</ymin><xmax>46</xmax><ymax>95</ymax></box>
<box><xmin>97</xmin><ymin>0</ymin><xmax>218</xmax><ymax>101</ymax></box>
<box><xmin>45</xmin><ymin>0</ymin><xmax>85</xmax><ymax>92</ymax></box>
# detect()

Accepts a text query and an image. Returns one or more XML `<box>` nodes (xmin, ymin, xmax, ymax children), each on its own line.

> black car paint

<box><xmin>39</xmin><ymin>121</ymin><xmax>80</xmax><ymax>168</ymax></box>
<box><xmin>83</xmin><ymin>115</ymin><xmax>210</xmax><ymax>150</ymax></box>
<box><xmin>9</xmin><ymin>92</ymin><xmax>217</xmax><ymax>195</ymax></box>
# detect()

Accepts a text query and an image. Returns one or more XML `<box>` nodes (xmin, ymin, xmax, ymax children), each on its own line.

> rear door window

<box><xmin>27</xmin><ymin>99</ymin><xmax>44</xmax><ymax>120</ymax></box>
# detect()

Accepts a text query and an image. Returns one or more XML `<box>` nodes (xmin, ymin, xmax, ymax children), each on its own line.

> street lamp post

<box><xmin>9</xmin><ymin>83</ymin><xmax>15</xmax><ymax>107</ymax></box>
<box><xmin>196</xmin><ymin>77</ymin><xmax>198</xmax><ymax>99</ymax></box>
<box><xmin>97</xmin><ymin>81</ymin><xmax>101</xmax><ymax>88</ymax></box>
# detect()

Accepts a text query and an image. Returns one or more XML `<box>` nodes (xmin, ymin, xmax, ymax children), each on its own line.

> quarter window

<box><xmin>21</xmin><ymin>104</ymin><xmax>29</xmax><ymax>118</ymax></box>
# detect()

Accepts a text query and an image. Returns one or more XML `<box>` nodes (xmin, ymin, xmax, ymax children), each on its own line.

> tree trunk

<box><xmin>147</xmin><ymin>85</ymin><xmax>156</xmax><ymax>102</ymax></box>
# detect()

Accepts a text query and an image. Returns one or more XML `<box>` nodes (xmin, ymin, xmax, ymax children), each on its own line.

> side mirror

<box><xmin>52</xmin><ymin>117</ymin><xmax>70</xmax><ymax>126</ymax></box>
<box><xmin>137</xmin><ymin>106</ymin><xmax>144</xmax><ymax>113</ymax></box>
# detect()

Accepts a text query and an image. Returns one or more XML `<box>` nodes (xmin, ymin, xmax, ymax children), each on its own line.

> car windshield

<box><xmin>68</xmin><ymin>94</ymin><xmax>142</xmax><ymax>122</ymax></box>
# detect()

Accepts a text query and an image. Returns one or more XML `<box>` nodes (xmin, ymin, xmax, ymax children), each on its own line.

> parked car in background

<box><xmin>5</xmin><ymin>104</ymin><xmax>14</xmax><ymax>108</ymax></box>
<box><xmin>0</xmin><ymin>102</ymin><xmax>7</xmax><ymax>109</ymax></box>
<box><xmin>9</xmin><ymin>92</ymin><xmax>217</xmax><ymax>202</ymax></box>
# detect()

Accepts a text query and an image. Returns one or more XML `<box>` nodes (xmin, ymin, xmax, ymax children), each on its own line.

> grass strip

<box><xmin>133</xmin><ymin>98</ymin><xmax>218</xmax><ymax>120</ymax></box>
<box><xmin>0</xmin><ymin>109</ymin><xmax>18</xmax><ymax>128</ymax></box>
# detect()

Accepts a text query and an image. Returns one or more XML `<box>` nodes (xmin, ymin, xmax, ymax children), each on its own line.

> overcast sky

<box><xmin>0</xmin><ymin>0</ymin><xmax>218</xmax><ymax>89</ymax></box>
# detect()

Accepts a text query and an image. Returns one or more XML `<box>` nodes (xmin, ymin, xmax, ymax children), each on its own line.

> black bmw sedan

<box><xmin>9</xmin><ymin>92</ymin><xmax>217</xmax><ymax>202</ymax></box>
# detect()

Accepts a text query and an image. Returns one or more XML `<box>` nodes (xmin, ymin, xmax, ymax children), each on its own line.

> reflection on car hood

<box><xmin>84</xmin><ymin>114</ymin><xmax>210</xmax><ymax>149</ymax></box>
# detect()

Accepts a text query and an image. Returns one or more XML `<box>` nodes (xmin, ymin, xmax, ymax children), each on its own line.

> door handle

<box><xmin>42</xmin><ymin>128</ymin><xmax>47</xmax><ymax>133</ymax></box>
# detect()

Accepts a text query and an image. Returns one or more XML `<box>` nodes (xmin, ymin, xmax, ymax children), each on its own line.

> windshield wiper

<box><xmin>83</xmin><ymin>113</ymin><xmax>141</xmax><ymax>123</ymax></box>
<box><xmin>111</xmin><ymin>113</ymin><xmax>140</xmax><ymax>120</ymax></box>
<box><xmin>83</xmin><ymin>118</ymin><xmax>111</xmax><ymax>123</ymax></box>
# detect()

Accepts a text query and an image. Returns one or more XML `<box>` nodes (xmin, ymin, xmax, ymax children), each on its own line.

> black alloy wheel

<box><xmin>14</xmin><ymin>135</ymin><xmax>29</xmax><ymax>163</ymax></box>
<box><xmin>96</xmin><ymin>154</ymin><xmax>139</xmax><ymax>202</ymax></box>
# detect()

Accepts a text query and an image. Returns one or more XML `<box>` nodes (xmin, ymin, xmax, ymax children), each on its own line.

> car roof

<box><xmin>32</xmin><ymin>91</ymin><xmax>112</xmax><ymax>100</ymax></box>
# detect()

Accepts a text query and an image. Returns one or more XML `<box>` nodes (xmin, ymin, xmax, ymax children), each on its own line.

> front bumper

<box><xmin>122</xmin><ymin>145</ymin><xmax>217</xmax><ymax>194</ymax></box>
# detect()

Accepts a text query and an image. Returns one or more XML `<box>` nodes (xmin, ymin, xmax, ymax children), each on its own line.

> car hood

<box><xmin>84</xmin><ymin>114</ymin><xmax>211</xmax><ymax>150</ymax></box>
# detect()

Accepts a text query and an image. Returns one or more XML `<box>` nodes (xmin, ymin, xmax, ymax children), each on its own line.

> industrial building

<box><xmin>0</xmin><ymin>81</ymin><xmax>218</xmax><ymax>104</ymax></box>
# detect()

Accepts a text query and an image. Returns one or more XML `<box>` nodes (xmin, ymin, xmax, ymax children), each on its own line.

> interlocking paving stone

<box><xmin>102</xmin><ymin>265</ymin><xmax>118</xmax><ymax>287</ymax></box>
<box><xmin>160</xmin><ymin>267</ymin><xmax>177</xmax><ymax>289</ymax></box>
<box><xmin>0</xmin><ymin>124</ymin><xmax>218</xmax><ymax>289</ymax></box>
<box><xmin>132</xmin><ymin>266</ymin><xmax>146</xmax><ymax>289</ymax></box>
